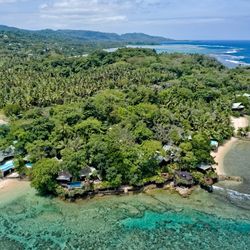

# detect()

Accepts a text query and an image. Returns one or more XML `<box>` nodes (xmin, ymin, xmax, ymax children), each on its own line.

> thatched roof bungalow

<box><xmin>174</xmin><ymin>171</ymin><xmax>194</xmax><ymax>187</ymax></box>
<box><xmin>79</xmin><ymin>167</ymin><xmax>99</xmax><ymax>181</ymax></box>
<box><xmin>232</xmin><ymin>102</ymin><xmax>245</xmax><ymax>111</ymax></box>
<box><xmin>56</xmin><ymin>170</ymin><xmax>72</xmax><ymax>183</ymax></box>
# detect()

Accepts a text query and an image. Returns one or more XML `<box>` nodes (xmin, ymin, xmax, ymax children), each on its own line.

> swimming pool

<box><xmin>67</xmin><ymin>182</ymin><xmax>83</xmax><ymax>189</ymax></box>
<box><xmin>0</xmin><ymin>160</ymin><xmax>14</xmax><ymax>172</ymax></box>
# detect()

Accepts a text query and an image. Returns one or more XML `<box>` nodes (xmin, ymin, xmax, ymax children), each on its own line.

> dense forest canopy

<box><xmin>0</xmin><ymin>45</ymin><xmax>250</xmax><ymax>194</ymax></box>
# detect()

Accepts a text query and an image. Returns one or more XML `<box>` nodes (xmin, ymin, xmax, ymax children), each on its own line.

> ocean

<box><xmin>128</xmin><ymin>40</ymin><xmax>250</xmax><ymax>68</ymax></box>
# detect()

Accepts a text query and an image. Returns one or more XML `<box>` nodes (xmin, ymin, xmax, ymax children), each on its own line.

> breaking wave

<box><xmin>213</xmin><ymin>185</ymin><xmax>250</xmax><ymax>201</ymax></box>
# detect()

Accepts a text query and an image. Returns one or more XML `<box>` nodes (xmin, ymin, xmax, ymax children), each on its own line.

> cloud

<box><xmin>0</xmin><ymin>0</ymin><xmax>17</xmax><ymax>3</ymax></box>
<box><xmin>39</xmin><ymin>0</ymin><xmax>164</xmax><ymax>24</ymax></box>
<box><xmin>0</xmin><ymin>0</ymin><xmax>27</xmax><ymax>3</ymax></box>
<box><xmin>0</xmin><ymin>0</ymin><xmax>250</xmax><ymax>39</ymax></box>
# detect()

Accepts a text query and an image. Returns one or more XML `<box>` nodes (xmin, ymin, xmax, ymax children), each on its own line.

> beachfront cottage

<box><xmin>79</xmin><ymin>167</ymin><xmax>98</xmax><ymax>181</ymax></box>
<box><xmin>57</xmin><ymin>170</ymin><xmax>72</xmax><ymax>184</ymax></box>
<box><xmin>0</xmin><ymin>160</ymin><xmax>15</xmax><ymax>177</ymax></box>
<box><xmin>232</xmin><ymin>102</ymin><xmax>245</xmax><ymax>111</ymax></box>
<box><xmin>0</xmin><ymin>146</ymin><xmax>15</xmax><ymax>163</ymax></box>
<box><xmin>197</xmin><ymin>164</ymin><xmax>213</xmax><ymax>174</ymax></box>
<box><xmin>210</xmin><ymin>140</ymin><xmax>219</xmax><ymax>151</ymax></box>
<box><xmin>243</xmin><ymin>93</ymin><xmax>250</xmax><ymax>98</ymax></box>
<box><xmin>174</xmin><ymin>171</ymin><xmax>194</xmax><ymax>187</ymax></box>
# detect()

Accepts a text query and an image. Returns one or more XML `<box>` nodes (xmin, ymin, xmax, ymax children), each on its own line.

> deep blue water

<box><xmin>129</xmin><ymin>40</ymin><xmax>250</xmax><ymax>68</ymax></box>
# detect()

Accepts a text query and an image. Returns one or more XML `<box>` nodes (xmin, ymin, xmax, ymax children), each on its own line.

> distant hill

<box><xmin>0</xmin><ymin>25</ymin><xmax>172</xmax><ymax>44</ymax></box>
<box><xmin>0</xmin><ymin>25</ymin><xmax>172</xmax><ymax>57</ymax></box>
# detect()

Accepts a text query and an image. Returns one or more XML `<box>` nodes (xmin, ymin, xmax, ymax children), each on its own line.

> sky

<box><xmin>0</xmin><ymin>0</ymin><xmax>250</xmax><ymax>39</ymax></box>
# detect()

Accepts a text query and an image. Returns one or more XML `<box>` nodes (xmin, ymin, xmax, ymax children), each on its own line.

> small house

<box><xmin>174</xmin><ymin>171</ymin><xmax>194</xmax><ymax>187</ymax></box>
<box><xmin>56</xmin><ymin>170</ymin><xmax>72</xmax><ymax>184</ymax></box>
<box><xmin>0</xmin><ymin>160</ymin><xmax>15</xmax><ymax>177</ymax></box>
<box><xmin>243</xmin><ymin>93</ymin><xmax>250</xmax><ymax>98</ymax></box>
<box><xmin>210</xmin><ymin>140</ymin><xmax>219</xmax><ymax>151</ymax></box>
<box><xmin>79</xmin><ymin>167</ymin><xmax>98</xmax><ymax>181</ymax></box>
<box><xmin>197</xmin><ymin>164</ymin><xmax>213</xmax><ymax>174</ymax></box>
<box><xmin>156</xmin><ymin>155</ymin><xmax>170</xmax><ymax>166</ymax></box>
<box><xmin>0</xmin><ymin>146</ymin><xmax>15</xmax><ymax>163</ymax></box>
<box><xmin>232</xmin><ymin>102</ymin><xmax>245</xmax><ymax>111</ymax></box>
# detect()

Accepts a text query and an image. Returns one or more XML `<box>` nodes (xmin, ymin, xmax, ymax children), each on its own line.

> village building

<box><xmin>232</xmin><ymin>102</ymin><xmax>245</xmax><ymax>111</ymax></box>
<box><xmin>174</xmin><ymin>171</ymin><xmax>194</xmax><ymax>187</ymax></box>
<box><xmin>79</xmin><ymin>166</ymin><xmax>99</xmax><ymax>181</ymax></box>
<box><xmin>0</xmin><ymin>160</ymin><xmax>15</xmax><ymax>177</ymax></box>
<box><xmin>197</xmin><ymin>164</ymin><xmax>214</xmax><ymax>174</ymax></box>
<box><xmin>0</xmin><ymin>146</ymin><xmax>15</xmax><ymax>163</ymax></box>
<box><xmin>56</xmin><ymin>170</ymin><xmax>73</xmax><ymax>184</ymax></box>
<box><xmin>210</xmin><ymin>140</ymin><xmax>219</xmax><ymax>151</ymax></box>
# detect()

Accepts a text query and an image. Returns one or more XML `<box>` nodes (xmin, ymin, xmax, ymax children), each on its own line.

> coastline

<box><xmin>211</xmin><ymin>116</ymin><xmax>249</xmax><ymax>176</ymax></box>
<box><xmin>0</xmin><ymin>116</ymin><xmax>249</xmax><ymax>200</ymax></box>
<box><xmin>0</xmin><ymin>179</ymin><xmax>30</xmax><ymax>206</ymax></box>
<box><xmin>211</xmin><ymin>137</ymin><xmax>238</xmax><ymax>175</ymax></box>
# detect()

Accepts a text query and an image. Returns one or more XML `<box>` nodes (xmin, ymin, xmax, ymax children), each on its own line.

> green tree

<box><xmin>31</xmin><ymin>158</ymin><xmax>61</xmax><ymax>194</ymax></box>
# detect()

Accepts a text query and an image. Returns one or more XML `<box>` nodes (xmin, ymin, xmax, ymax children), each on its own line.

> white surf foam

<box><xmin>213</xmin><ymin>185</ymin><xmax>250</xmax><ymax>201</ymax></box>
<box><xmin>225</xmin><ymin>59</ymin><xmax>249</xmax><ymax>65</ymax></box>
<box><xmin>225</xmin><ymin>49</ymin><xmax>238</xmax><ymax>54</ymax></box>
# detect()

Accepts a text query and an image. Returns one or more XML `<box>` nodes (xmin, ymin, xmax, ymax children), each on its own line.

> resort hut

<box><xmin>56</xmin><ymin>170</ymin><xmax>72</xmax><ymax>184</ymax></box>
<box><xmin>0</xmin><ymin>146</ymin><xmax>15</xmax><ymax>163</ymax></box>
<box><xmin>79</xmin><ymin>167</ymin><xmax>98</xmax><ymax>181</ymax></box>
<box><xmin>156</xmin><ymin>155</ymin><xmax>170</xmax><ymax>166</ymax></box>
<box><xmin>210</xmin><ymin>140</ymin><xmax>219</xmax><ymax>151</ymax></box>
<box><xmin>243</xmin><ymin>93</ymin><xmax>250</xmax><ymax>99</ymax></box>
<box><xmin>0</xmin><ymin>160</ymin><xmax>15</xmax><ymax>177</ymax></box>
<box><xmin>174</xmin><ymin>171</ymin><xmax>194</xmax><ymax>187</ymax></box>
<box><xmin>232</xmin><ymin>102</ymin><xmax>245</xmax><ymax>111</ymax></box>
<box><xmin>197</xmin><ymin>164</ymin><xmax>213</xmax><ymax>174</ymax></box>
<box><xmin>163</xmin><ymin>144</ymin><xmax>180</xmax><ymax>162</ymax></box>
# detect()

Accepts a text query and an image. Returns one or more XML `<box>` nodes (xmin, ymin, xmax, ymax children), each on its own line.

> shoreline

<box><xmin>211</xmin><ymin>116</ymin><xmax>249</xmax><ymax>176</ymax></box>
<box><xmin>211</xmin><ymin>137</ymin><xmax>238</xmax><ymax>175</ymax></box>
<box><xmin>0</xmin><ymin>116</ymin><xmax>249</xmax><ymax>200</ymax></box>
<box><xmin>0</xmin><ymin>178</ymin><xmax>30</xmax><ymax>206</ymax></box>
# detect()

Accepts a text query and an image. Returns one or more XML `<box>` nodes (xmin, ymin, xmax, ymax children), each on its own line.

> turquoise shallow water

<box><xmin>0</xmin><ymin>140</ymin><xmax>250</xmax><ymax>249</ymax></box>
<box><xmin>128</xmin><ymin>40</ymin><xmax>250</xmax><ymax>68</ymax></box>
<box><xmin>223</xmin><ymin>141</ymin><xmax>250</xmax><ymax>194</ymax></box>
<box><xmin>0</xmin><ymin>186</ymin><xmax>250</xmax><ymax>250</ymax></box>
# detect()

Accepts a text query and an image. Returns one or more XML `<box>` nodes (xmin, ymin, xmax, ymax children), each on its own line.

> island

<box><xmin>0</xmin><ymin>43</ymin><xmax>250</xmax><ymax>200</ymax></box>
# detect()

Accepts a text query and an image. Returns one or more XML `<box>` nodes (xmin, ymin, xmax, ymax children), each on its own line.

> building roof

<box><xmin>79</xmin><ymin>167</ymin><xmax>96</xmax><ymax>177</ymax></box>
<box><xmin>175</xmin><ymin>171</ymin><xmax>193</xmax><ymax>181</ymax></box>
<box><xmin>0</xmin><ymin>160</ymin><xmax>14</xmax><ymax>173</ymax></box>
<box><xmin>163</xmin><ymin>144</ymin><xmax>178</xmax><ymax>152</ymax></box>
<box><xmin>0</xmin><ymin>146</ymin><xmax>15</xmax><ymax>163</ymax></box>
<box><xmin>243</xmin><ymin>93</ymin><xmax>250</xmax><ymax>98</ymax></box>
<box><xmin>198</xmin><ymin>164</ymin><xmax>213</xmax><ymax>171</ymax></box>
<box><xmin>232</xmin><ymin>103</ymin><xmax>245</xmax><ymax>110</ymax></box>
<box><xmin>210</xmin><ymin>140</ymin><xmax>219</xmax><ymax>148</ymax></box>
<box><xmin>57</xmin><ymin>170</ymin><xmax>72</xmax><ymax>181</ymax></box>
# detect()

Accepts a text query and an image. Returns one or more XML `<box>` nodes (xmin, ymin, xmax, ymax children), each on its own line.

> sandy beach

<box><xmin>230</xmin><ymin>116</ymin><xmax>249</xmax><ymax>133</ymax></box>
<box><xmin>211</xmin><ymin>137</ymin><xmax>238</xmax><ymax>175</ymax></box>
<box><xmin>211</xmin><ymin>116</ymin><xmax>249</xmax><ymax>175</ymax></box>
<box><xmin>0</xmin><ymin>179</ymin><xmax>31</xmax><ymax>205</ymax></box>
